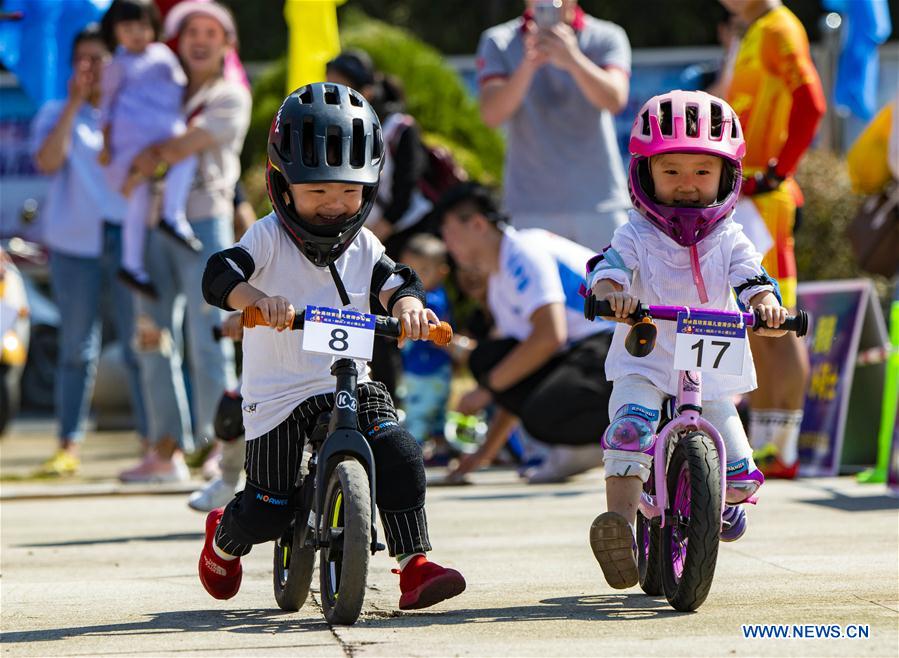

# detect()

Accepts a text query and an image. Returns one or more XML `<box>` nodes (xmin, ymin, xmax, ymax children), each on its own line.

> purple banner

<box><xmin>796</xmin><ymin>281</ymin><xmax>869</xmax><ymax>476</ymax></box>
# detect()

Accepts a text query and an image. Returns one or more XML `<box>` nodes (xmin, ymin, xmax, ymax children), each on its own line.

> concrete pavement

<box><xmin>1</xmin><ymin>421</ymin><xmax>898</xmax><ymax>657</ymax></box>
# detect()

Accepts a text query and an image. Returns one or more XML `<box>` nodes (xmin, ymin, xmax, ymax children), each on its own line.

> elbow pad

<box><xmin>203</xmin><ymin>247</ymin><xmax>255</xmax><ymax>310</ymax></box>
<box><xmin>734</xmin><ymin>268</ymin><xmax>782</xmax><ymax>311</ymax></box>
<box><xmin>370</xmin><ymin>254</ymin><xmax>426</xmax><ymax>314</ymax></box>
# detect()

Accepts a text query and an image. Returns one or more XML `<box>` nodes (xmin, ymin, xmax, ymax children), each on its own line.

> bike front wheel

<box><xmin>661</xmin><ymin>431</ymin><xmax>722</xmax><ymax>611</ymax></box>
<box><xmin>273</xmin><ymin>517</ymin><xmax>315</xmax><ymax>611</ymax></box>
<box><xmin>319</xmin><ymin>458</ymin><xmax>372</xmax><ymax>625</ymax></box>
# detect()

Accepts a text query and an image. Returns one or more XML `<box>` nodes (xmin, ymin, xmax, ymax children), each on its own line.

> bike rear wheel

<box><xmin>273</xmin><ymin>517</ymin><xmax>315</xmax><ymax>611</ymax></box>
<box><xmin>661</xmin><ymin>431</ymin><xmax>721</xmax><ymax>611</ymax></box>
<box><xmin>637</xmin><ymin>474</ymin><xmax>663</xmax><ymax>596</ymax></box>
<box><xmin>319</xmin><ymin>458</ymin><xmax>371</xmax><ymax>625</ymax></box>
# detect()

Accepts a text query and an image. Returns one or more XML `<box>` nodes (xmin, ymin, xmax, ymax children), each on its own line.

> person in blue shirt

<box><xmin>398</xmin><ymin>235</ymin><xmax>453</xmax><ymax>455</ymax></box>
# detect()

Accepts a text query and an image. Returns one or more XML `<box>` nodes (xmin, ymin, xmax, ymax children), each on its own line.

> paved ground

<box><xmin>1</xmin><ymin>421</ymin><xmax>898</xmax><ymax>657</ymax></box>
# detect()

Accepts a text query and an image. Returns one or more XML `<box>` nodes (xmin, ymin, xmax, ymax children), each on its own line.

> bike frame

<box><xmin>310</xmin><ymin>357</ymin><xmax>382</xmax><ymax>554</ymax></box>
<box><xmin>637</xmin><ymin>369</ymin><xmax>728</xmax><ymax>532</ymax></box>
<box><xmin>634</xmin><ymin>305</ymin><xmax>747</xmax><ymax>532</ymax></box>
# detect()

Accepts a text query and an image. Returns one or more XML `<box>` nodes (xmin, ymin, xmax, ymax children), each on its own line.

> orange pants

<box><xmin>750</xmin><ymin>186</ymin><xmax>798</xmax><ymax>308</ymax></box>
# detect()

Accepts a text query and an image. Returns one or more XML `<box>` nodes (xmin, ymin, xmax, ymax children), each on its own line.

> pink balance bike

<box><xmin>584</xmin><ymin>295</ymin><xmax>809</xmax><ymax>611</ymax></box>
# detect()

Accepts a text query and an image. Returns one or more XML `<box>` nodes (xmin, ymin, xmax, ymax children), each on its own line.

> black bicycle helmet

<box><xmin>266</xmin><ymin>82</ymin><xmax>384</xmax><ymax>267</ymax></box>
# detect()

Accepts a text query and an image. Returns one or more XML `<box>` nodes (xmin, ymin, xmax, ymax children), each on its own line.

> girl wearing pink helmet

<box><xmin>585</xmin><ymin>90</ymin><xmax>788</xmax><ymax>590</ymax></box>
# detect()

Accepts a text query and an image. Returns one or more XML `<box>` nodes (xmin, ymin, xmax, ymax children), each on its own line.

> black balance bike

<box><xmin>238</xmin><ymin>307</ymin><xmax>452</xmax><ymax>625</ymax></box>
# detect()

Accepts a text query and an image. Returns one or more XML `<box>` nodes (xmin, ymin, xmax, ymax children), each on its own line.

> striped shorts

<box><xmin>215</xmin><ymin>381</ymin><xmax>430</xmax><ymax>557</ymax></box>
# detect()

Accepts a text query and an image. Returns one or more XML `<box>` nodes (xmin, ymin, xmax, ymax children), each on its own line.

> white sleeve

<box><xmin>236</xmin><ymin>218</ymin><xmax>275</xmax><ymax>279</ymax></box>
<box><xmin>729</xmin><ymin>229</ymin><xmax>777</xmax><ymax>308</ymax></box>
<box><xmin>585</xmin><ymin>226</ymin><xmax>638</xmax><ymax>292</ymax></box>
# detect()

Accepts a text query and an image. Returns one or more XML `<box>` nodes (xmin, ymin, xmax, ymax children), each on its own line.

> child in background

<box><xmin>188</xmin><ymin>312</ymin><xmax>246</xmax><ymax>512</ymax></box>
<box><xmin>398</xmin><ymin>234</ymin><xmax>453</xmax><ymax>461</ymax></box>
<box><xmin>586</xmin><ymin>91</ymin><xmax>787</xmax><ymax>589</ymax></box>
<box><xmin>99</xmin><ymin>0</ymin><xmax>202</xmax><ymax>299</ymax></box>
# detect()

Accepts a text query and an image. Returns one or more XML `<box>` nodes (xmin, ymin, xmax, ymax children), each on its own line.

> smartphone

<box><xmin>533</xmin><ymin>0</ymin><xmax>563</xmax><ymax>29</ymax></box>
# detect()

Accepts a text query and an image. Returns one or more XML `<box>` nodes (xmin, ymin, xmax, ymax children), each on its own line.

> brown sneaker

<box><xmin>589</xmin><ymin>512</ymin><xmax>638</xmax><ymax>589</ymax></box>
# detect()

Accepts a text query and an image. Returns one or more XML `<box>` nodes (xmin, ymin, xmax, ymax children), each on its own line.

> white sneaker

<box><xmin>525</xmin><ymin>444</ymin><xmax>604</xmax><ymax>484</ymax></box>
<box><xmin>188</xmin><ymin>478</ymin><xmax>242</xmax><ymax>512</ymax></box>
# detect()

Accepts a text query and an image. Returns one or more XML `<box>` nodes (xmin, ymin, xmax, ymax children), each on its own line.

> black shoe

<box><xmin>118</xmin><ymin>268</ymin><xmax>159</xmax><ymax>300</ymax></box>
<box><xmin>157</xmin><ymin>219</ymin><xmax>203</xmax><ymax>253</ymax></box>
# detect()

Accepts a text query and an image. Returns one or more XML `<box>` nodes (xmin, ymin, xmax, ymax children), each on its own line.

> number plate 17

<box><xmin>673</xmin><ymin>311</ymin><xmax>746</xmax><ymax>376</ymax></box>
<box><xmin>302</xmin><ymin>305</ymin><xmax>376</xmax><ymax>360</ymax></box>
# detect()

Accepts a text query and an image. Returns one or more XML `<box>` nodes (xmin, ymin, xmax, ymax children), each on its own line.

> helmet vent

<box><xmin>350</xmin><ymin>119</ymin><xmax>365</xmax><ymax>167</ymax></box>
<box><xmin>372</xmin><ymin>126</ymin><xmax>382</xmax><ymax>160</ymax></box>
<box><xmin>279</xmin><ymin>122</ymin><xmax>292</xmax><ymax>161</ymax></box>
<box><xmin>685</xmin><ymin>104</ymin><xmax>699</xmax><ymax>137</ymax></box>
<box><xmin>731</xmin><ymin>116</ymin><xmax>740</xmax><ymax>139</ymax></box>
<box><xmin>348</xmin><ymin>90</ymin><xmax>364</xmax><ymax>107</ymax></box>
<box><xmin>298</xmin><ymin>86</ymin><xmax>313</xmax><ymax>104</ymax></box>
<box><xmin>301</xmin><ymin>116</ymin><xmax>317</xmax><ymax>167</ymax></box>
<box><xmin>326</xmin><ymin>125</ymin><xmax>342</xmax><ymax>166</ymax></box>
<box><xmin>710</xmin><ymin>102</ymin><xmax>723</xmax><ymax>138</ymax></box>
<box><xmin>324</xmin><ymin>85</ymin><xmax>340</xmax><ymax>105</ymax></box>
<box><xmin>659</xmin><ymin>100</ymin><xmax>672</xmax><ymax>136</ymax></box>
<box><xmin>641</xmin><ymin>110</ymin><xmax>650</xmax><ymax>136</ymax></box>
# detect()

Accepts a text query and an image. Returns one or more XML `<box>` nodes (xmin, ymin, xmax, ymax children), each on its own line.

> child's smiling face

<box><xmin>649</xmin><ymin>153</ymin><xmax>724</xmax><ymax>207</ymax></box>
<box><xmin>287</xmin><ymin>182</ymin><xmax>363</xmax><ymax>227</ymax></box>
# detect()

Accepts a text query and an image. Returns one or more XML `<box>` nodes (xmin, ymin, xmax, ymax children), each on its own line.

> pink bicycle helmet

<box><xmin>628</xmin><ymin>90</ymin><xmax>745</xmax><ymax>248</ymax></box>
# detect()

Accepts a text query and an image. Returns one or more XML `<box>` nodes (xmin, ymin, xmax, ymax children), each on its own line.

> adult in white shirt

<box><xmin>439</xmin><ymin>184</ymin><xmax>614</xmax><ymax>483</ymax></box>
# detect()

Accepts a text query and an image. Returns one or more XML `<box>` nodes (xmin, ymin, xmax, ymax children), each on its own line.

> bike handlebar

<box><xmin>583</xmin><ymin>294</ymin><xmax>809</xmax><ymax>337</ymax></box>
<box><xmin>238</xmin><ymin>307</ymin><xmax>454</xmax><ymax>346</ymax></box>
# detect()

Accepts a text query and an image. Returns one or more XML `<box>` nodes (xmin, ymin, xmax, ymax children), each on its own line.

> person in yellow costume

<box><xmin>721</xmin><ymin>0</ymin><xmax>826</xmax><ymax>478</ymax></box>
<box><xmin>847</xmin><ymin>94</ymin><xmax>899</xmax><ymax>195</ymax></box>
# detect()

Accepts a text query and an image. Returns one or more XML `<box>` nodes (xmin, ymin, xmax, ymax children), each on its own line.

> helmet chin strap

<box><xmin>328</xmin><ymin>262</ymin><xmax>352</xmax><ymax>307</ymax></box>
<box><xmin>689</xmin><ymin>245</ymin><xmax>709</xmax><ymax>304</ymax></box>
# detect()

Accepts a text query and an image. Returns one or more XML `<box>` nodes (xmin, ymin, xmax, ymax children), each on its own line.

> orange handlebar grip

<box><xmin>399</xmin><ymin>321</ymin><xmax>453</xmax><ymax>346</ymax></box>
<box><xmin>241</xmin><ymin>307</ymin><xmax>269</xmax><ymax>328</ymax></box>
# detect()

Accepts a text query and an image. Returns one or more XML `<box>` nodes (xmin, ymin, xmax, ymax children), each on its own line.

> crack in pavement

<box><xmin>852</xmin><ymin>594</ymin><xmax>899</xmax><ymax>614</ymax></box>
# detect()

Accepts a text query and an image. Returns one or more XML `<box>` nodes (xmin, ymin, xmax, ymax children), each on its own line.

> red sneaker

<box><xmin>759</xmin><ymin>457</ymin><xmax>799</xmax><ymax>479</ymax></box>
<box><xmin>394</xmin><ymin>555</ymin><xmax>465</xmax><ymax>610</ymax></box>
<box><xmin>198</xmin><ymin>508</ymin><xmax>242</xmax><ymax>600</ymax></box>
<box><xmin>754</xmin><ymin>446</ymin><xmax>799</xmax><ymax>479</ymax></box>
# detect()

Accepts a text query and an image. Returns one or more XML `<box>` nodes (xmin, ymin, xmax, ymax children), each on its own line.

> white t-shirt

<box><xmin>235</xmin><ymin>214</ymin><xmax>391</xmax><ymax>440</ymax></box>
<box><xmin>487</xmin><ymin>227</ymin><xmax>611</xmax><ymax>344</ymax></box>
<box><xmin>587</xmin><ymin>211</ymin><xmax>775</xmax><ymax>399</ymax></box>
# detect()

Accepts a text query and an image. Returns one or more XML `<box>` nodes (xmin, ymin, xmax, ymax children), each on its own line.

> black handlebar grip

<box><xmin>754</xmin><ymin>309</ymin><xmax>809</xmax><ymax>337</ymax></box>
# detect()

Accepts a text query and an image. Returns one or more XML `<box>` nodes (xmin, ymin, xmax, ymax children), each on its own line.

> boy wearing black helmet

<box><xmin>198</xmin><ymin>83</ymin><xmax>465</xmax><ymax>610</ymax></box>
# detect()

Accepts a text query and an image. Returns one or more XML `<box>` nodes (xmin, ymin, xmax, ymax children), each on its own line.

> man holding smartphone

<box><xmin>476</xmin><ymin>0</ymin><xmax>631</xmax><ymax>251</ymax></box>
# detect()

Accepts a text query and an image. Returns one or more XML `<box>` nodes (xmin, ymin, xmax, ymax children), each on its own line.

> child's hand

<box><xmin>393</xmin><ymin>297</ymin><xmax>438</xmax><ymax>346</ymax></box>
<box><xmin>749</xmin><ymin>291</ymin><xmax>788</xmax><ymax>337</ymax></box>
<box><xmin>592</xmin><ymin>284</ymin><xmax>638</xmax><ymax>323</ymax></box>
<box><xmin>220</xmin><ymin>312</ymin><xmax>244</xmax><ymax>342</ymax></box>
<box><xmin>253</xmin><ymin>296</ymin><xmax>295</xmax><ymax>332</ymax></box>
<box><xmin>753</xmin><ymin>302</ymin><xmax>788</xmax><ymax>337</ymax></box>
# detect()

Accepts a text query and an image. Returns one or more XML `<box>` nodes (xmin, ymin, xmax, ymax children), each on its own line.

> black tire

<box><xmin>319</xmin><ymin>459</ymin><xmax>371</xmax><ymax>625</ymax></box>
<box><xmin>661</xmin><ymin>431</ymin><xmax>722</xmax><ymax>611</ymax></box>
<box><xmin>637</xmin><ymin>474</ymin><xmax>663</xmax><ymax>596</ymax></box>
<box><xmin>273</xmin><ymin>517</ymin><xmax>315</xmax><ymax>611</ymax></box>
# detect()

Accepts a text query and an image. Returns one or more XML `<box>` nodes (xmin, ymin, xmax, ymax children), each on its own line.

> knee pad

<box><xmin>365</xmin><ymin>420</ymin><xmax>426</xmax><ymax>511</ymax></box>
<box><xmin>601</xmin><ymin>405</ymin><xmax>658</xmax><ymax>482</ymax></box>
<box><xmin>602</xmin><ymin>404</ymin><xmax>658</xmax><ymax>453</ymax></box>
<box><xmin>726</xmin><ymin>457</ymin><xmax>765</xmax><ymax>504</ymax></box>
<box><xmin>220</xmin><ymin>482</ymin><xmax>293</xmax><ymax>546</ymax></box>
<box><xmin>214</xmin><ymin>390</ymin><xmax>245</xmax><ymax>442</ymax></box>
